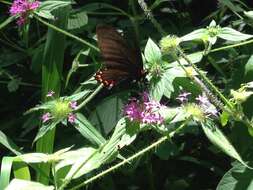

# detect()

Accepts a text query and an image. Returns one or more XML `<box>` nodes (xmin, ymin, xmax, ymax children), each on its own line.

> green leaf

<box><xmin>0</xmin><ymin>157</ymin><xmax>14</xmax><ymax>190</ymax></box>
<box><xmin>117</xmin><ymin>121</ymin><xmax>139</xmax><ymax>149</ymax></box>
<box><xmin>68</xmin><ymin>10</ymin><xmax>88</xmax><ymax>30</ymax></box>
<box><xmin>74</xmin><ymin>113</ymin><xmax>106</xmax><ymax>146</ymax></box>
<box><xmin>37</xmin><ymin>6</ymin><xmax>70</xmax><ymax>185</ymax></box>
<box><xmin>0</xmin><ymin>16</ymin><xmax>16</xmax><ymax>30</ymax></box>
<box><xmin>244</xmin><ymin>55</ymin><xmax>253</xmax><ymax>77</ymax></box>
<box><xmin>64</xmin><ymin>118</ymin><xmax>126</xmax><ymax>179</ymax></box>
<box><xmin>217</xmin><ymin>162</ymin><xmax>253</xmax><ymax>190</ymax></box>
<box><xmin>15</xmin><ymin>153</ymin><xmax>48</xmax><ymax>163</ymax></box>
<box><xmin>220</xmin><ymin>111</ymin><xmax>230</xmax><ymax>127</ymax></box>
<box><xmin>155</xmin><ymin>141</ymin><xmax>180</xmax><ymax>160</ymax></box>
<box><xmin>35</xmin><ymin>10</ymin><xmax>55</xmax><ymax>20</ymax></box>
<box><xmin>0</xmin><ymin>131</ymin><xmax>21</xmax><ymax>155</ymax></box>
<box><xmin>201</xmin><ymin>120</ymin><xmax>248</xmax><ymax>167</ymax></box>
<box><xmin>218</xmin><ymin>27</ymin><xmax>253</xmax><ymax>42</ymax></box>
<box><xmin>167</xmin><ymin>51</ymin><xmax>203</xmax><ymax>67</ymax></box>
<box><xmin>180</xmin><ymin>28</ymin><xmax>206</xmax><ymax>42</ymax></box>
<box><xmin>219</xmin><ymin>0</ymin><xmax>244</xmax><ymax>12</ymax></box>
<box><xmin>7</xmin><ymin>78</ymin><xmax>21</xmax><ymax>92</ymax></box>
<box><xmin>149</xmin><ymin>76</ymin><xmax>165</xmax><ymax>101</ymax></box>
<box><xmin>144</xmin><ymin>38</ymin><xmax>162</xmax><ymax>65</ymax></box>
<box><xmin>244</xmin><ymin>11</ymin><xmax>253</xmax><ymax>19</ymax></box>
<box><xmin>34</xmin><ymin>120</ymin><xmax>61</xmax><ymax>143</ymax></box>
<box><xmin>13</xmin><ymin>162</ymin><xmax>31</xmax><ymax>181</ymax></box>
<box><xmin>89</xmin><ymin>95</ymin><xmax>124</xmax><ymax>135</ymax></box>
<box><xmin>37</xmin><ymin>0</ymin><xmax>71</xmax><ymax>13</ymax></box>
<box><xmin>5</xmin><ymin>179</ymin><xmax>54</xmax><ymax>190</ymax></box>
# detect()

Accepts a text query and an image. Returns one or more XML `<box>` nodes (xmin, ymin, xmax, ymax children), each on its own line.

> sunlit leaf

<box><xmin>5</xmin><ymin>179</ymin><xmax>54</xmax><ymax>190</ymax></box>
<box><xmin>201</xmin><ymin>120</ymin><xmax>248</xmax><ymax>167</ymax></box>
<box><xmin>218</xmin><ymin>27</ymin><xmax>253</xmax><ymax>42</ymax></box>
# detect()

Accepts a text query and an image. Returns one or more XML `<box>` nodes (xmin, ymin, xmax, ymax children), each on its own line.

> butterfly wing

<box><xmin>95</xmin><ymin>25</ymin><xmax>143</xmax><ymax>87</ymax></box>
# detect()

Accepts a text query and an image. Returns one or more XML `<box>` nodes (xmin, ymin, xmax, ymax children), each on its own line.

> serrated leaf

<box><xmin>144</xmin><ymin>38</ymin><xmax>162</xmax><ymax>65</ymax></box>
<box><xmin>5</xmin><ymin>179</ymin><xmax>54</xmax><ymax>190</ymax></box>
<box><xmin>218</xmin><ymin>27</ymin><xmax>253</xmax><ymax>42</ymax></box>
<box><xmin>201</xmin><ymin>120</ymin><xmax>248</xmax><ymax>167</ymax></box>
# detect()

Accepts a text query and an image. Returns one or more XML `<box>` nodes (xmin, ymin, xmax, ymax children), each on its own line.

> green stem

<box><xmin>71</xmin><ymin>124</ymin><xmax>186</xmax><ymax>190</ymax></box>
<box><xmin>210</xmin><ymin>38</ymin><xmax>253</xmax><ymax>53</ymax></box>
<box><xmin>76</xmin><ymin>84</ymin><xmax>103</xmax><ymax>110</ymax></box>
<box><xmin>34</xmin><ymin>14</ymin><xmax>99</xmax><ymax>52</ymax></box>
<box><xmin>137</xmin><ymin>0</ymin><xmax>166</xmax><ymax>36</ymax></box>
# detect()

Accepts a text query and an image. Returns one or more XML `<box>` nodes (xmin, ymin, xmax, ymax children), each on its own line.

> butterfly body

<box><xmin>95</xmin><ymin>25</ymin><xmax>144</xmax><ymax>88</ymax></box>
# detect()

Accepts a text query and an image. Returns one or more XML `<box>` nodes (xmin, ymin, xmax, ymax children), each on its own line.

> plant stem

<box><xmin>76</xmin><ymin>84</ymin><xmax>103</xmax><ymax>110</ymax></box>
<box><xmin>177</xmin><ymin>47</ymin><xmax>234</xmax><ymax>110</ymax></box>
<box><xmin>137</xmin><ymin>0</ymin><xmax>166</xmax><ymax>36</ymax></box>
<box><xmin>210</xmin><ymin>38</ymin><xmax>253</xmax><ymax>53</ymax></box>
<box><xmin>34</xmin><ymin>14</ymin><xmax>99</xmax><ymax>52</ymax></box>
<box><xmin>71</xmin><ymin>124</ymin><xmax>186</xmax><ymax>190</ymax></box>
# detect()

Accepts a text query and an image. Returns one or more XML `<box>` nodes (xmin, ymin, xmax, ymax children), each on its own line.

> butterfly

<box><xmin>95</xmin><ymin>25</ymin><xmax>144</xmax><ymax>88</ymax></box>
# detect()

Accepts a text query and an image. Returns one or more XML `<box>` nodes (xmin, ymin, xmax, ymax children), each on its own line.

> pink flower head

<box><xmin>124</xmin><ymin>92</ymin><xmax>164</xmax><ymax>125</ymax></box>
<box><xmin>9</xmin><ymin>0</ymin><xmax>40</xmax><ymax>25</ymax></box>
<box><xmin>69</xmin><ymin>101</ymin><xmax>77</xmax><ymax>110</ymax></box>
<box><xmin>68</xmin><ymin>113</ymin><xmax>76</xmax><ymax>124</ymax></box>
<box><xmin>196</xmin><ymin>94</ymin><xmax>209</xmax><ymax>105</ymax></box>
<box><xmin>41</xmin><ymin>112</ymin><xmax>51</xmax><ymax>123</ymax></box>
<box><xmin>176</xmin><ymin>91</ymin><xmax>191</xmax><ymax>103</ymax></box>
<box><xmin>46</xmin><ymin>90</ymin><xmax>55</xmax><ymax>97</ymax></box>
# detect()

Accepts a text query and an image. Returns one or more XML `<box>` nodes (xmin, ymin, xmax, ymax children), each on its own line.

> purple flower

<box><xmin>69</xmin><ymin>101</ymin><xmax>77</xmax><ymax>110</ymax></box>
<box><xmin>196</xmin><ymin>94</ymin><xmax>218</xmax><ymax>117</ymax></box>
<box><xmin>46</xmin><ymin>90</ymin><xmax>55</xmax><ymax>97</ymax></box>
<box><xmin>176</xmin><ymin>92</ymin><xmax>191</xmax><ymax>103</ymax></box>
<box><xmin>68</xmin><ymin>113</ymin><xmax>76</xmax><ymax>124</ymax></box>
<box><xmin>41</xmin><ymin>112</ymin><xmax>51</xmax><ymax>123</ymax></box>
<box><xmin>124</xmin><ymin>92</ymin><xmax>164</xmax><ymax>125</ymax></box>
<box><xmin>9</xmin><ymin>0</ymin><xmax>40</xmax><ymax>25</ymax></box>
<box><xmin>124</xmin><ymin>100</ymin><xmax>141</xmax><ymax>121</ymax></box>
<box><xmin>196</xmin><ymin>94</ymin><xmax>209</xmax><ymax>105</ymax></box>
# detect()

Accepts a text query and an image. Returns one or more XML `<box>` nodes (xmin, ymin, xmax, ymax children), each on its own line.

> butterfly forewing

<box><xmin>95</xmin><ymin>25</ymin><xmax>143</xmax><ymax>87</ymax></box>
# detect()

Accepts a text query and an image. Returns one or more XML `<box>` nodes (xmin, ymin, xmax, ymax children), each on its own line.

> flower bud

<box><xmin>159</xmin><ymin>35</ymin><xmax>180</xmax><ymax>54</ymax></box>
<box><xmin>52</xmin><ymin>100</ymin><xmax>72</xmax><ymax>119</ymax></box>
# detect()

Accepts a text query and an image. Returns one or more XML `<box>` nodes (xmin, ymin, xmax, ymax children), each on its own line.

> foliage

<box><xmin>1</xmin><ymin>0</ymin><xmax>253</xmax><ymax>190</ymax></box>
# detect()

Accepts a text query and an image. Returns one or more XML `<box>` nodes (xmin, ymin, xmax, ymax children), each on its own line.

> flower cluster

<box><xmin>124</xmin><ymin>92</ymin><xmax>164</xmax><ymax>125</ymax></box>
<box><xmin>41</xmin><ymin>91</ymin><xmax>77</xmax><ymax>124</ymax></box>
<box><xmin>9</xmin><ymin>0</ymin><xmax>40</xmax><ymax>25</ymax></box>
<box><xmin>177</xmin><ymin>91</ymin><xmax>218</xmax><ymax>121</ymax></box>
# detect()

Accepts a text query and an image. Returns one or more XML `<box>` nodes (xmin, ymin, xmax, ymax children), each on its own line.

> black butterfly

<box><xmin>95</xmin><ymin>25</ymin><xmax>144</xmax><ymax>88</ymax></box>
